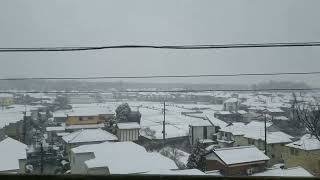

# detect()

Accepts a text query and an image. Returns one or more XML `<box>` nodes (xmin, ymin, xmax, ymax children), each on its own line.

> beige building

<box><xmin>283</xmin><ymin>134</ymin><xmax>320</xmax><ymax>176</ymax></box>
<box><xmin>243</xmin><ymin>131</ymin><xmax>293</xmax><ymax>165</ymax></box>
<box><xmin>218</xmin><ymin>121</ymin><xmax>293</xmax><ymax>166</ymax></box>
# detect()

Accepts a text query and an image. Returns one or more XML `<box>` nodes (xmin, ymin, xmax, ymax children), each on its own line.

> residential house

<box><xmin>283</xmin><ymin>134</ymin><xmax>320</xmax><ymax>176</ymax></box>
<box><xmin>0</xmin><ymin>137</ymin><xmax>27</xmax><ymax>174</ymax></box>
<box><xmin>237</xmin><ymin>121</ymin><xmax>292</xmax><ymax>165</ymax></box>
<box><xmin>214</xmin><ymin>111</ymin><xmax>239</xmax><ymax>122</ymax></box>
<box><xmin>244</xmin><ymin>130</ymin><xmax>293</xmax><ymax>165</ymax></box>
<box><xmin>0</xmin><ymin>94</ymin><xmax>14</xmax><ymax>107</ymax></box>
<box><xmin>70</xmin><ymin>141</ymin><xmax>177</xmax><ymax>174</ymax></box>
<box><xmin>205</xmin><ymin>146</ymin><xmax>270</xmax><ymax>176</ymax></box>
<box><xmin>62</xmin><ymin>128</ymin><xmax>118</xmax><ymax>157</ymax></box>
<box><xmin>189</xmin><ymin>120</ymin><xmax>217</xmax><ymax>146</ymax></box>
<box><xmin>223</xmin><ymin>98</ymin><xmax>239</xmax><ymax>112</ymax></box>
<box><xmin>115</xmin><ymin>122</ymin><xmax>140</xmax><ymax>142</ymax></box>
<box><xmin>265</xmin><ymin>108</ymin><xmax>286</xmax><ymax>120</ymax></box>
<box><xmin>217</xmin><ymin>122</ymin><xmax>247</xmax><ymax>148</ymax></box>
<box><xmin>65</xmin><ymin>112</ymin><xmax>106</xmax><ymax>126</ymax></box>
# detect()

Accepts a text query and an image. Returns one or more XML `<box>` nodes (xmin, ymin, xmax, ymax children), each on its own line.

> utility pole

<box><xmin>162</xmin><ymin>101</ymin><xmax>166</xmax><ymax>144</ymax></box>
<box><xmin>40</xmin><ymin>141</ymin><xmax>44</xmax><ymax>174</ymax></box>
<box><xmin>23</xmin><ymin>111</ymin><xmax>26</xmax><ymax>144</ymax></box>
<box><xmin>264</xmin><ymin>113</ymin><xmax>267</xmax><ymax>155</ymax></box>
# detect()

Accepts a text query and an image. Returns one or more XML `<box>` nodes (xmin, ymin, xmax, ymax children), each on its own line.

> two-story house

<box><xmin>283</xmin><ymin>134</ymin><xmax>320</xmax><ymax>176</ymax></box>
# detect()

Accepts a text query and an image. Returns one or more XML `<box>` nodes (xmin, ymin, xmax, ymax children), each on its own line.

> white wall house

<box><xmin>0</xmin><ymin>137</ymin><xmax>27</xmax><ymax>174</ymax></box>
<box><xmin>189</xmin><ymin>120</ymin><xmax>217</xmax><ymax>146</ymax></box>
<box><xmin>62</xmin><ymin>128</ymin><xmax>118</xmax><ymax>158</ymax></box>
<box><xmin>223</xmin><ymin>98</ymin><xmax>239</xmax><ymax>112</ymax></box>
<box><xmin>70</xmin><ymin>141</ymin><xmax>177</xmax><ymax>175</ymax></box>
<box><xmin>115</xmin><ymin>122</ymin><xmax>140</xmax><ymax>142</ymax></box>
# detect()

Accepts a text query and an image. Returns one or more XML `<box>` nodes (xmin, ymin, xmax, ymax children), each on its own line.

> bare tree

<box><xmin>292</xmin><ymin>93</ymin><xmax>320</xmax><ymax>142</ymax></box>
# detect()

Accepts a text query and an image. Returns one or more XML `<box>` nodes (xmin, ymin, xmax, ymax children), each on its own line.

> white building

<box><xmin>0</xmin><ymin>137</ymin><xmax>27</xmax><ymax>174</ymax></box>
<box><xmin>70</xmin><ymin>141</ymin><xmax>177</xmax><ymax>174</ymax></box>
<box><xmin>115</xmin><ymin>122</ymin><xmax>140</xmax><ymax>142</ymax></box>
<box><xmin>62</xmin><ymin>128</ymin><xmax>118</xmax><ymax>155</ymax></box>
<box><xmin>189</xmin><ymin>120</ymin><xmax>217</xmax><ymax>146</ymax></box>
<box><xmin>223</xmin><ymin>98</ymin><xmax>239</xmax><ymax>112</ymax></box>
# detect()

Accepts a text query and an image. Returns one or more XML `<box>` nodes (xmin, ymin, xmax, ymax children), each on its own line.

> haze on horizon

<box><xmin>0</xmin><ymin>0</ymin><xmax>320</xmax><ymax>87</ymax></box>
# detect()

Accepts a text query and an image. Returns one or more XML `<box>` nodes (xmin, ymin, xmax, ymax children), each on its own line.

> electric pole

<box><xmin>162</xmin><ymin>101</ymin><xmax>166</xmax><ymax>144</ymax></box>
<box><xmin>40</xmin><ymin>142</ymin><xmax>44</xmax><ymax>174</ymax></box>
<box><xmin>264</xmin><ymin>113</ymin><xmax>267</xmax><ymax>155</ymax></box>
<box><xmin>23</xmin><ymin>111</ymin><xmax>26</xmax><ymax>144</ymax></box>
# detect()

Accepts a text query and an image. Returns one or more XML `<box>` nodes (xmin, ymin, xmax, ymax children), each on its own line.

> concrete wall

<box><xmin>70</xmin><ymin>151</ymin><xmax>95</xmax><ymax>174</ymax></box>
<box><xmin>282</xmin><ymin>146</ymin><xmax>320</xmax><ymax>176</ymax></box>
<box><xmin>18</xmin><ymin>159</ymin><xmax>26</xmax><ymax>173</ymax></box>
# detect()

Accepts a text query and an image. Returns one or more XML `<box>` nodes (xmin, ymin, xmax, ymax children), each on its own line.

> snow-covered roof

<box><xmin>252</xmin><ymin>166</ymin><xmax>313</xmax><ymax>177</ymax></box>
<box><xmin>0</xmin><ymin>137</ymin><xmax>27</xmax><ymax>172</ymax></box>
<box><xmin>215</xmin><ymin>111</ymin><xmax>232</xmax><ymax>115</ymax></box>
<box><xmin>220</xmin><ymin>122</ymin><xmax>246</xmax><ymax>136</ymax></box>
<box><xmin>244</xmin><ymin>130</ymin><xmax>293</xmax><ymax>144</ymax></box>
<box><xmin>0</xmin><ymin>93</ymin><xmax>14</xmax><ymax>98</ymax></box>
<box><xmin>62</xmin><ymin>129</ymin><xmax>118</xmax><ymax>144</ymax></box>
<box><xmin>273</xmin><ymin>116</ymin><xmax>289</xmax><ymax>121</ymax></box>
<box><xmin>144</xmin><ymin>169</ymin><xmax>205</xmax><ymax>175</ymax></box>
<box><xmin>224</xmin><ymin>98</ymin><xmax>238</xmax><ymax>103</ymax></box>
<box><xmin>72</xmin><ymin>141</ymin><xmax>177</xmax><ymax>174</ymax></box>
<box><xmin>189</xmin><ymin>120</ymin><xmax>213</xmax><ymax>127</ymax></box>
<box><xmin>117</xmin><ymin>122</ymin><xmax>140</xmax><ymax>129</ymax></box>
<box><xmin>205</xmin><ymin>170</ymin><xmax>223</xmax><ymax>176</ymax></box>
<box><xmin>65</xmin><ymin>123</ymin><xmax>105</xmax><ymax>130</ymax></box>
<box><xmin>207</xmin><ymin>146</ymin><xmax>269</xmax><ymax>165</ymax></box>
<box><xmin>266</xmin><ymin>108</ymin><xmax>284</xmax><ymax>113</ymax></box>
<box><xmin>46</xmin><ymin>126</ymin><xmax>65</xmax><ymax>132</ymax></box>
<box><xmin>57</xmin><ymin>132</ymin><xmax>70</xmax><ymax>137</ymax></box>
<box><xmin>286</xmin><ymin>134</ymin><xmax>320</xmax><ymax>151</ymax></box>
<box><xmin>206</xmin><ymin>115</ymin><xmax>227</xmax><ymax>128</ymax></box>
<box><xmin>237</xmin><ymin>110</ymin><xmax>248</xmax><ymax>115</ymax></box>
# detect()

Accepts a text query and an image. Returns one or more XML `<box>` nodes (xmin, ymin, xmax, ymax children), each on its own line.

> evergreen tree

<box><xmin>186</xmin><ymin>140</ymin><xmax>207</xmax><ymax>171</ymax></box>
<box><xmin>115</xmin><ymin>103</ymin><xmax>131</xmax><ymax>122</ymax></box>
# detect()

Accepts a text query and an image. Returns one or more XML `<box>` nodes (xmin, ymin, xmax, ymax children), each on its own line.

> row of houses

<box><xmin>198</xmin><ymin>119</ymin><xmax>320</xmax><ymax>176</ymax></box>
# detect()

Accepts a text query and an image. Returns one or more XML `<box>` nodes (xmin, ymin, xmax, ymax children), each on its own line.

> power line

<box><xmin>1</xmin><ymin>41</ymin><xmax>320</xmax><ymax>52</ymax></box>
<box><xmin>0</xmin><ymin>71</ymin><xmax>320</xmax><ymax>81</ymax></box>
<box><xmin>2</xmin><ymin>88</ymin><xmax>320</xmax><ymax>94</ymax></box>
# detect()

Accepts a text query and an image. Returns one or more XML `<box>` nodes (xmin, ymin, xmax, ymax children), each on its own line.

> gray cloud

<box><xmin>0</xmin><ymin>0</ymin><xmax>320</xmax><ymax>86</ymax></box>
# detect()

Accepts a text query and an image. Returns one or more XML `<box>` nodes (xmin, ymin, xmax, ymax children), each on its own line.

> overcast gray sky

<box><xmin>0</xmin><ymin>0</ymin><xmax>320</xmax><ymax>86</ymax></box>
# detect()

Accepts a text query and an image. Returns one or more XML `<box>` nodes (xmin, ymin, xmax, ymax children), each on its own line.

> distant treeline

<box><xmin>0</xmin><ymin>80</ymin><xmax>310</xmax><ymax>91</ymax></box>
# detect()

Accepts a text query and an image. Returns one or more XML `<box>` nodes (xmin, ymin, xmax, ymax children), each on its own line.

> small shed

<box><xmin>115</xmin><ymin>122</ymin><xmax>140</xmax><ymax>142</ymax></box>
